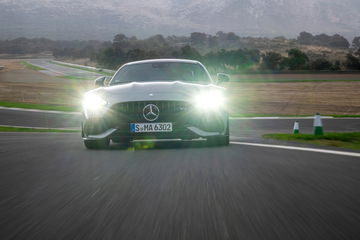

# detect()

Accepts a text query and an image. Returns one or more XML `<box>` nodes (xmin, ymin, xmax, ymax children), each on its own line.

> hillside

<box><xmin>0</xmin><ymin>0</ymin><xmax>359</xmax><ymax>40</ymax></box>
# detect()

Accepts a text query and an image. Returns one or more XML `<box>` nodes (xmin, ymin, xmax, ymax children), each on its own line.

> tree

<box><xmin>173</xmin><ymin>45</ymin><xmax>202</xmax><ymax>61</ymax></box>
<box><xmin>208</xmin><ymin>35</ymin><xmax>219</xmax><ymax>48</ymax></box>
<box><xmin>313</xmin><ymin>34</ymin><xmax>331</xmax><ymax>46</ymax></box>
<box><xmin>355</xmin><ymin>48</ymin><xmax>360</xmax><ymax>57</ymax></box>
<box><xmin>190</xmin><ymin>32</ymin><xmax>207</xmax><ymax>46</ymax></box>
<box><xmin>328</xmin><ymin>34</ymin><xmax>350</xmax><ymax>48</ymax></box>
<box><xmin>225</xmin><ymin>32</ymin><xmax>239</xmax><ymax>41</ymax></box>
<box><xmin>309</xmin><ymin>58</ymin><xmax>333</xmax><ymax>70</ymax></box>
<box><xmin>297</xmin><ymin>33</ymin><xmax>350</xmax><ymax>48</ymax></box>
<box><xmin>201</xmin><ymin>48</ymin><xmax>260</xmax><ymax>72</ymax></box>
<box><xmin>113</xmin><ymin>34</ymin><xmax>130</xmax><ymax>50</ymax></box>
<box><xmin>126</xmin><ymin>49</ymin><xmax>146</xmax><ymax>62</ymax></box>
<box><xmin>283</xmin><ymin>49</ymin><xmax>309</xmax><ymax>70</ymax></box>
<box><xmin>146</xmin><ymin>34</ymin><xmax>167</xmax><ymax>48</ymax></box>
<box><xmin>344</xmin><ymin>53</ymin><xmax>360</xmax><ymax>70</ymax></box>
<box><xmin>352</xmin><ymin>37</ymin><xmax>360</xmax><ymax>50</ymax></box>
<box><xmin>297</xmin><ymin>31</ymin><xmax>313</xmax><ymax>45</ymax></box>
<box><xmin>261</xmin><ymin>52</ymin><xmax>283</xmax><ymax>70</ymax></box>
<box><xmin>332</xmin><ymin>61</ymin><xmax>341</xmax><ymax>71</ymax></box>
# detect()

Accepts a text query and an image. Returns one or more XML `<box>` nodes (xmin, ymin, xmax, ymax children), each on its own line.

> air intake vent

<box><xmin>112</xmin><ymin>101</ymin><xmax>190</xmax><ymax>114</ymax></box>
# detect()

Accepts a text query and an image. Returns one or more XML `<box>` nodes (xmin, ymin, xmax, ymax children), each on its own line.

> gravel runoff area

<box><xmin>1</xmin><ymin>59</ymin><xmax>360</xmax><ymax>115</ymax></box>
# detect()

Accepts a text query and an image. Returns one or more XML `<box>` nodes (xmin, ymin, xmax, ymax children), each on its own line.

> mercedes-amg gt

<box><xmin>81</xmin><ymin>59</ymin><xmax>230</xmax><ymax>149</ymax></box>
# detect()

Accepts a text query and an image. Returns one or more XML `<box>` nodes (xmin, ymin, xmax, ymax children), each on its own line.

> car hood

<box><xmin>88</xmin><ymin>81</ymin><xmax>225</xmax><ymax>105</ymax></box>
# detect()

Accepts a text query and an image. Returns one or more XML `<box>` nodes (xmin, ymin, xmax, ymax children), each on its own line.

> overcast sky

<box><xmin>0</xmin><ymin>0</ymin><xmax>359</xmax><ymax>40</ymax></box>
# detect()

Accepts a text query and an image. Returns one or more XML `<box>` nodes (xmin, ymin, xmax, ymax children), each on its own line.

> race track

<box><xmin>1</xmin><ymin>107</ymin><xmax>360</xmax><ymax>139</ymax></box>
<box><xmin>1</xmin><ymin>61</ymin><xmax>359</xmax><ymax>239</ymax></box>
<box><xmin>0</xmin><ymin>131</ymin><xmax>359</xmax><ymax>239</ymax></box>
<box><xmin>27</xmin><ymin>59</ymin><xmax>104</xmax><ymax>79</ymax></box>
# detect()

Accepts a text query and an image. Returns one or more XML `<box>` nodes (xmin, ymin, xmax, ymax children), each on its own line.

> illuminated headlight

<box><xmin>82</xmin><ymin>93</ymin><xmax>108</xmax><ymax>118</ymax></box>
<box><xmin>194</xmin><ymin>91</ymin><xmax>225</xmax><ymax>111</ymax></box>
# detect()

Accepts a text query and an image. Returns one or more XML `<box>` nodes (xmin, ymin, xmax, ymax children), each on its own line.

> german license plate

<box><xmin>130</xmin><ymin>122</ymin><xmax>173</xmax><ymax>133</ymax></box>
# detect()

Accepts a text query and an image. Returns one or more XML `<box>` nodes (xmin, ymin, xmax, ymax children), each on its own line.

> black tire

<box><xmin>207</xmin><ymin>114</ymin><xmax>229</xmax><ymax>146</ymax></box>
<box><xmin>207</xmin><ymin>135</ymin><xmax>229</xmax><ymax>146</ymax></box>
<box><xmin>111</xmin><ymin>137</ymin><xmax>131</xmax><ymax>147</ymax></box>
<box><xmin>84</xmin><ymin>138</ymin><xmax>110</xmax><ymax>149</ymax></box>
<box><xmin>111</xmin><ymin>137</ymin><xmax>131</xmax><ymax>144</ymax></box>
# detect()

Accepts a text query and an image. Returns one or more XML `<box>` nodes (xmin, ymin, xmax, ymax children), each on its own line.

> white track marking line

<box><xmin>230</xmin><ymin>141</ymin><xmax>360</xmax><ymax>158</ymax></box>
<box><xmin>0</xmin><ymin>124</ymin><xmax>80</xmax><ymax>130</ymax></box>
<box><xmin>27</xmin><ymin>61</ymin><xmax>64</xmax><ymax>75</ymax></box>
<box><xmin>51</xmin><ymin>60</ymin><xmax>115</xmax><ymax>74</ymax></box>
<box><xmin>230</xmin><ymin>117</ymin><xmax>335</xmax><ymax>120</ymax></box>
<box><xmin>0</xmin><ymin>106</ymin><xmax>80</xmax><ymax>115</ymax></box>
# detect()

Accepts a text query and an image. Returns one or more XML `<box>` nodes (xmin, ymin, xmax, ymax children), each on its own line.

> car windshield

<box><xmin>110</xmin><ymin>62</ymin><xmax>211</xmax><ymax>85</ymax></box>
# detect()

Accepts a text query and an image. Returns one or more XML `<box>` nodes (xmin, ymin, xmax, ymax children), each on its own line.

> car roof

<box><xmin>125</xmin><ymin>59</ymin><xmax>200</xmax><ymax>66</ymax></box>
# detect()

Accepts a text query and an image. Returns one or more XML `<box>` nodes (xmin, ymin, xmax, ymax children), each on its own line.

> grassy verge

<box><xmin>263</xmin><ymin>132</ymin><xmax>360</xmax><ymax>150</ymax></box>
<box><xmin>329</xmin><ymin>115</ymin><xmax>360</xmax><ymax>118</ymax></box>
<box><xmin>21</xmin><ymin>61</ymin><xmax>46</xmax><ymax>71</ymax></box>
<box><xmin>0</xmin><ymin>103</ymin><xmax>359</xmax><ymax>117</ymax></box>
<box><xmin>230</xmin><ymin>78</ymin><xmax>360</xmax><ymax>83</ymax></box>
<box><xmin>59</xmin><ymin>75</ymin><xmax>92</xmax><ymax>81</ymax></box>
<box><xmin>0</xmin><ymin>101</ymin><xmax>78</xmax><ymax>112</ymax></box>
<box><xmin>50</xmin><ymin>61</ymin><xmax>113</xmax><ymax>76</ymax></box>
<box><xmin>211</xmin><ymin>70</ymin><xmax>360</xmax><ymax>75</ymax></box>
<box><xmin>230</xmin><ymin>114</ymin><xmax>311</xmax><ymax>118</ymax></box>
<box><xmin>230</xmin><ymin>114</ymin><xmax>360</xmax><ymax>118</ymax></box>
<box><xmin>0</xmin><ymin>126</ymin><xmax>79</xmax><ymax>133</ymax></box>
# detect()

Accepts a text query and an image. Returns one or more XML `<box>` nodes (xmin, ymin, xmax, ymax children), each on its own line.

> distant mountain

<box><xmin>0</xmin><ymin>0</ymin><xmax>359</xmax><ymax>40</ymax></box>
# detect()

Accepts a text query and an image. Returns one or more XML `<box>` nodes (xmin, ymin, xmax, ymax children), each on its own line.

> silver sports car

<box><xmin>81</xmin><ymin>59</ymin><xmax>230</xmax><ymax>149</ymax></box>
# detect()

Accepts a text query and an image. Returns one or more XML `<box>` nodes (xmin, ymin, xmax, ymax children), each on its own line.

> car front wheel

<box><xmin>84</xmin><ymin>138</ymin><xmax>110</xmax><ymax>149</ymax></box>
<box><xmin>206</xmin><ymin>115</ymin><xmax>229</xmax><ymax>146</ymax></box>
<box><xmin>207</xmin><ymin>135</ymin><xmax>229</xmax><ymax>146</ymax></box>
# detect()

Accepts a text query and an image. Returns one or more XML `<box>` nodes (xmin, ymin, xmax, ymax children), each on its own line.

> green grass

<box><xmin>59</xmin><ymin>75</ymin><xmax>92</xmax><ymax>81</ymax></box>
<box><xmin>230</xmin><ymin>114</ymin><xmax>311</xmax><ymax>118</ymax></box>
<box><xmin>0</xmin><ymin>101</ymin><xmax>78</xmax><ymax>112</ymax></box>
<box><xmin>263</xmin><ymin>132</ymin><xmax>360</xmax><ymax>150</ymax></box>
<box><xmin>230</xmin><ymin>114</ymin><xmax>360</xmax><ymax>118</ymax></box>
<box><xmin>50</xmin><ymin>61</ymin><xmax>114</xmax><ymax>76</ymax></box>
<box><xmin>0</xmin><ymin>126</ymin><xmax>79</xmax><ymax>133</ymax></box>
<box><xmin>21</xmin><ymin>61</ymin><xmax>46</xmax><ymax>71</ymax></box>
<box><xmin>328</xmin><ymin>115</ymin><xmax>360</xmax><ymax>118</ymax></box>
<box><xmin>209</xmin><ymin>70</ymin><xmax>360</xmax><ymax>75</ymax></box>
<box><xmin>230</xmin><ymin>78</ymin><xmax>360</xmax><ymax>83</ymax></box>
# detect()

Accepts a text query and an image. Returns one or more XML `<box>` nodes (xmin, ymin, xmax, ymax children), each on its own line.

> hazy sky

<box><xmin>0</xmin><ymin>0</ymin><xmax>359</xmax><ymax>40</ymax></box>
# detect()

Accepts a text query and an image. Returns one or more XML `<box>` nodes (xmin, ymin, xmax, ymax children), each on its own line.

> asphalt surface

<box><xmin>27</xmin><ymin>59</ymin><xmax>104</xmax><ymax>79</ymax></box>
<box><xmin>0</xmin><ymin>132</ymin><xmax>359</xmax><ymax>240</ymax></box>
<box><xmin>1</xmin><ymin>107</ymin><xmax>360</xmax><ymax>139</ymax></box>
<box><xmin>230</xmin><ymin>117</ymin><xmax>360</xmax><ymax>139</ymax></box>
<box><xmin>0</xmin><ymin>108</ymin><xmax>81</xmax><ymax>129</ymax></box>
<box><xmin>1</xmin><ymin>61</ymin><xmax>360</xmax><ymax>239</ymax></box>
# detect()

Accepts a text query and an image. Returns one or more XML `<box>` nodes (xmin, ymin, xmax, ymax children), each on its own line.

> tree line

<box><xmin>297</xmin><ymin>32</ymin><xmax>350</xmax><ymax>49</ymax></box>
<box><xmin>94</xmin><ymin>33</ymin><xmax>360</xmax><ymax>71</ymax></box>
<box><xmin>1</xmin><ymin>32</ymin><xmax>360</xmax><ymax>71</ymax></box>
<box><xmin>95</xmin><ymin>42</ymin><xmax>360</xmax><ymax>72</ymax></box>
<box><xmin>0</xmin><ymin>37</ymin><xmax>110</xmax><ymax>58</ymax></box>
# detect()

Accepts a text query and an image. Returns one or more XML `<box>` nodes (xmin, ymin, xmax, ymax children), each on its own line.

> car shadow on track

<box><xmin>106</xmin><ymin>139</ymin><xmax>226</xmax><ymax>151</ymax></box>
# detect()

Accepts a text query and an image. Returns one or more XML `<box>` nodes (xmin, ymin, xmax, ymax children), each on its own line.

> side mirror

<box><xmin>95</xmin><ymin>76</ymin><xmax>106</xmax><ymax>87</ymax></box>
<box><xmin>216</xmin><ymin>73</ymin><xmax>230</xmax><ymax>84</ymax></box>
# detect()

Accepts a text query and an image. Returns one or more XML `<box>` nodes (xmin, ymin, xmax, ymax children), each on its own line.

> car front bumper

<box><xmin>82</xmin><ymin>110</ymin><xmax>228</xmax><ymax>141</ymax></box>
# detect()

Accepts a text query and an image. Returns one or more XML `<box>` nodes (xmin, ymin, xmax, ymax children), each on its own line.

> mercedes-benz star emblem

<box><xmin>143</xmin><ymin>104</ymin><xmax>160</xmax><ymax>121</ymax></box>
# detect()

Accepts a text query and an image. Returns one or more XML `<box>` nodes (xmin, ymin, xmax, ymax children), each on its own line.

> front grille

<box><xmin>111</xmin><ymin>101</ymin><xmax>191</xmax><ymax>114</ymax></box>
